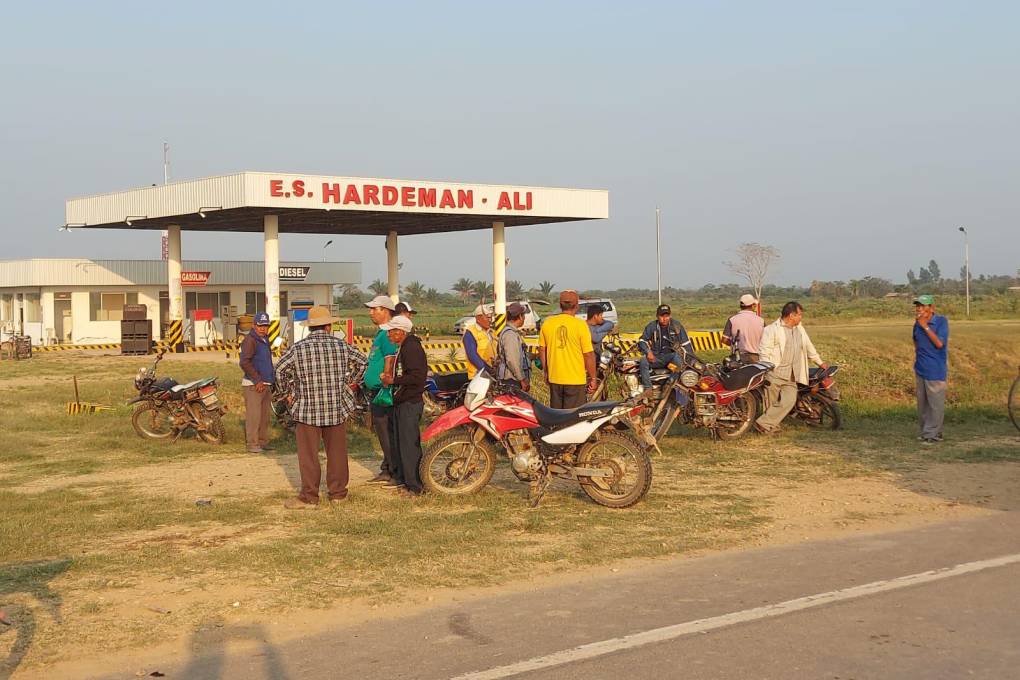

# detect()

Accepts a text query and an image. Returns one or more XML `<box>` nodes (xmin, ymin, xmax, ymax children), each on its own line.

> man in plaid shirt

<box><xmin>275</xmin><ymin>306</ymin><xmax>367</xmax><ymax>508</ymax></box>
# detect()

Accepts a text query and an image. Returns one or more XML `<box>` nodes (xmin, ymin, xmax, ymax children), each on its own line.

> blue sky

<box><xmin>1</xmin><ymin>1</ymin><xmax>1017</xmax><ymax>290</ymax></box>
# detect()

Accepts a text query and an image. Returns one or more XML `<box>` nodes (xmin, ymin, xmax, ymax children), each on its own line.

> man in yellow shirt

<box><xmin>539</xmin><ymin>290</ymin><xmax>596</xmax><ymax>408</ymax></box>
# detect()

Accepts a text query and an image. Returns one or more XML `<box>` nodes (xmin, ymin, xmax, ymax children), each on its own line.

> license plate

<box><xmin>202</xmin><ymin>395</ymin><xmax>220</xmax><ymax>407</ymax></box>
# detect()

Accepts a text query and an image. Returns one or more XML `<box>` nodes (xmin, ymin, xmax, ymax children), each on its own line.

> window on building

<box><xmin>186</xmin><ymin>292</ymin><xmax>231</xmax><ymax>318</ymax></box>
<box><xmin>22</xmin><ymin>294</ymin><xmax>42</xmax><ymax>323</ymax></box>
<box><xmin>245</xmin><ymin>291</ymin><xmax>264</xmax><ymax>315</ymax></box>
<box><xmin>89</xmin><ymin>292</ymin><xmax>138</xmax><ymax>321</ymax></box>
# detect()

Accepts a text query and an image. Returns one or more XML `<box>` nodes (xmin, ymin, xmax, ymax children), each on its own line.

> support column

<box><xmin>264</xmin><ymin>215</ymin><xmax>282</xmax><ymax>350</ymax></box>
<box><xmin>492</xmin><ymin>221</ymin><xmax>507</xmax><ymax>334</ymax></box>
<box><xmin>15</xmin><ymin>293</ymin><xmax>24</xmax><ymax>337</ymax></box>
<box><xmin>386</xmin><ymin>230</ymin><xmax>399</xmax><ymax>304</ymax></box>
<box><xmin>166</xmin><ymin>225</ymin><xmax>184</xmax><ymax>352</ymax></box>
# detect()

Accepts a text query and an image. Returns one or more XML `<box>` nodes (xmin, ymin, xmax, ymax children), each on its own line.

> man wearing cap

<box><xmin>539</xmin><ymin>290</ymin><xmax>596</xmax><ymax>408</ymax></box>
<box><xmin>497</xmin><ymin>302</ymin><xmax>531</xmax><ymax>391</ymax></box>
<box><xmin>380</xmin><ymin>315</ymin><xmax>428</xmax><ymax>497</ymax></box>
<box><xmin>913</xmin><ymin>295</ymin><xmax>949</xmax><ymax>444</ymax></box>
<box><xmin>638</xmin><ymin>304</ymin><xmax>694</xmax><ymax>391</ymax></box>
<box><xmin>586</xmin><ymin>304</ymin><xmax>616</xmax><ymax>357</ymax></box>
<box><xmin>275</xmin><ymin>306</ymin><xmax>368</xmax><ymax>508</ymax></box>
<box><xmin>395</xmin><ymin>301</ymin><xmax>415</xmax><ymax>320</ymax></box>
<box><xmin>723</xmin><ymin>294</ymin><xmax>765</xmax><ymax>363</ymax></box>
<box><xmin>363</xmin><ymin>295</ymin><xmax>399</xmax><ymax>485</ymax></box>
<box><xmin>462</xmin><ymin>305</ymin><xmax>495</xmax><ymax>380</ymax></box>
<box><xmin>239</xmin><ymin>311</ymin><xmax>276</xmax><ymax>453</ymax></box>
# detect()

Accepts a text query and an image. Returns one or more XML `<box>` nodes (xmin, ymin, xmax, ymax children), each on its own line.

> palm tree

<box><xmin>536</xmin><ymin>280</ymin><xmax>555</xmax><ymax>299</ymax></box>
<box><xmin>424</xmin><ymin>287</ymin><xmax>440</xmax><ymax>303</ymax></box>
<box><xmin>367</xmin><ymin>279</ymin><xmax>388</xmax><ymax>296</ymax></box>
<box><xmin>452</xmin><ymin>278</ymin><xmax>475</xmax><ymax>301</ymax></box>
<box><xmin>404</xmin><ymin>280</ymin><xmax>427</xmax><ymax>300</ymax></box>
<box><xmin>471</xmin><ymin>280</ymin><xmax>493</xmax><ymax>303</ymax></box>
<box><xmin>506</xmin><ymin>279</ymin><xmax>525</xmax><ymax>301</ymax></box>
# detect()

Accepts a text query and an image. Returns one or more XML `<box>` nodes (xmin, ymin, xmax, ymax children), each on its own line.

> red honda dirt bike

<box><xmin>420</xmin><ymin>370</ymin><xmax>654</xmax><ymax>508</ymax></box>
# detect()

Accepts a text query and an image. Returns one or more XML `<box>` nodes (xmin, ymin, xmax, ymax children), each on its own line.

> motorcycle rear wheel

<box><xmin>817</xmin><ymin>396</ymin><xmax>842</xmax><ymax>430</ymax></box>
<box><xmin>197</xmin><ymin>411</ymin><xmax>226</xmax><ymax>444</ymax></box>
<box><xmin>420</xmin><ymin>429</ymin><xmax>497</xmax><ymax>496</ymax></box>
<box><xmin>715</xmin><ymin>393</ymin><xmax>757</xmax><ymax>440</ymax></box>
<box><xmin>132</xmin><ymin>403</ymin><xmax>175</xmax><ymax>439</ymax></box>
<box><xmin>576</xmin><ymin>431</ymin><xmax>652</xmax><ymax>508</ymax></box>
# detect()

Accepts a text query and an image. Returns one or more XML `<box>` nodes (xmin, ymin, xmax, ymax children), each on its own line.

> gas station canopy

<box><xmin>66</xmin><ymin>171</ymin><xmax>609</xmax><ymax>235</ymax></box>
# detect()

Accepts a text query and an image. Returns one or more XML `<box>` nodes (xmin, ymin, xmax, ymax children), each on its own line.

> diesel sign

<box><xmin>279</xmin><ymin>266</ymin><xmax>310</xmax><ymax>282</ymax></box>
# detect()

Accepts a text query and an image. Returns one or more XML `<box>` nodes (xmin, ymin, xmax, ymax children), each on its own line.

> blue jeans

<box><xmin>639</xmin><ymin>351</ymin><xmax>680</xmax><ymax>388</ymax></box>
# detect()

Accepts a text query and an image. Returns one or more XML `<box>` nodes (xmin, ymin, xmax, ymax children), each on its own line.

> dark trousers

<box><xmin>549</xmin><ymin>383</ymin><xmax>587</xmax><ymax>409</ymax></box>
<box><xmin>295</xmin><ymin>422</ymin><xmax>349</xmax><ymax>502</ymax></box>
<box><xmin>389</xmin><ymin>400</ymin><xmax>425</xmax><ymax>493</ymax></box>
<box><xmin>371</xmin><ymin>403</ymin><xmax>394</xmax><ymax>475</ymax></box>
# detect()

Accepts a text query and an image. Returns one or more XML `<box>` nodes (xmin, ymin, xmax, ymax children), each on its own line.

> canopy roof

<box><xmin>66</xmin><ymin>172</ymin><xmax>609</xmax><ymax>236</ymax></box>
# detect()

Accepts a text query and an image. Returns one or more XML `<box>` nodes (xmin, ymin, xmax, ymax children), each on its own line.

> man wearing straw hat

<box><xmin>275</xmin><ymin>306</ymin><xmax>368</xmax><ymax>508</ymax></box>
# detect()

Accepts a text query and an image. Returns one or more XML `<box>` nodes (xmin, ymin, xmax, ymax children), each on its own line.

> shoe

<box><xmin>917</xmin><ymin>434</ymin><xmax>944</xmax><ymax>442</ymax></box>
<box><xmin>327</xmin><ymin>497</ymin><xmax>348</xmax><ymax>506</ymax></box>
<box><xmin>367</xmin><ymin>473</ymin><xmax>392</xmax><ymax>485</ymax></box>
<box><xmin>935</xmin><ymin>433</ymin><xmax>944</xmax><ymax>442</ymax></box>
<box><xmin>383</xmin><ymin>481</ymin><xmax>406</xmax><ymax>491</ymax></box>
<box><xmin>283</xmin><ymin>497</ymin><xmax>316</xmax><ymax>510</ymax></box>
<box><xmin>260</xmin><ymin>443</ymin><xmax>276</xmax><ymax>451</ymax></box>
<box><xmin>920</xmin><ymin>438</ymin><xmax>939</xmax><ymax>446</ymax></box>
<box><xmin>246</xmin><ymin>446</ymin><xmax>264</xmax><ymax>454</ymax></box>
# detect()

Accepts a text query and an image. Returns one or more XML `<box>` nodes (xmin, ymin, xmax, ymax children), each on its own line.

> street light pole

<box><xmin>958</xmin><ymin>226</ymin><xmax>969</xmax><ymax>317</ymax></box>
<box><xmin>655</xmin><ymin>207</ymin><xmax>662</xmax><ymax>306</ymax></box>
<box><xmin>322</xmin><ymin>239</ymin><xmax>333</xmax><ymax>263</ymax></box>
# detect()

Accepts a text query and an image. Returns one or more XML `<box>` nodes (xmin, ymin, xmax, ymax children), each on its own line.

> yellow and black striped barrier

<box><xmin>492</xmin><ymin>312</ymin><xmax>507</xmax><ymax>336</ymax></box>
<box><xmin>166</xmin><ymin>319</ymin><xmax>184</xmax><ymax>353</ymax></box>
<box><xmin>428</xmin><ymin>361</ymin><xmax>469</xmax><ymax>374</ymax></box>
<box><xmin>66</xmin><ymin>402</ymin><xmax>113</xmax><ymax>415</ymax></box>
<box><xmin>267</xmin><ymin>319</ymin><xmax>281</xmax><ymax>356</ymax></box>
<box><xmin>35</xmin><ymin>343</ymin><xmax>121</xmax><ymax>352</ymax></box>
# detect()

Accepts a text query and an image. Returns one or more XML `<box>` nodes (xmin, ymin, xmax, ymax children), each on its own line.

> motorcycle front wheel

<box><xmin>813</xmin><ymin>395</ymin><xmax>843</xmax><ymax>430</ymax></box>
<box><xmin>576</xmin><ymin>431</ymin><xmax>652</xmax><ymax>508</ymax></box>
<box><xmin>132</xmin><ymin>403</ymin><xmax>175</xmax><ymax>439</ymax></box>
<box><xmin>196</xmin><ymin>410</ymin><xmax>226</xmax><ymax>444</ymax></box>
<box><xmin>715</xmin><ymin>393</ymin><xmax>757</xmax><ymax>440</ymax></box>
<box><xmin>420</xmin><ymin>429</ymin><xmax>497</xmax><ymax>496</ymax></box>
<box><xmin>649</xmin><ymin>402</ymin><xmax>679</xmax><ymax>441</ymax></box>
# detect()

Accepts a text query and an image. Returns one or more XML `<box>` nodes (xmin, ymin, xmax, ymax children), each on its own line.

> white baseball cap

<box><xmin>739</xmin><ymin>294</ymin><xmax>758</xmax><ymax>306</ymax></box>
<box><xmin>472</xmin><ymin>305</ymin><xmax>488</xmax><ymax>316</ymax></box>
<box><xmin>364</xmin><ymin>295</ymin><xmax>396</xmax><ymax>311</ymax></box>
<box><xmin>382</xmin><ymin>315</ymin><xmax>413</xmax><ymax>332</ymax></box>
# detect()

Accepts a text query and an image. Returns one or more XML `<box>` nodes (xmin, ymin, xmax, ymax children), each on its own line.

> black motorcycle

<box><xmin>755</xmin><ymin>365</ymin><xmax>843</xmax><ymax>430</ymax></box>
<box><xmin>128</xmin><ymin>350</ymin><xmax>226</xmax><ymax>444</ymax></box>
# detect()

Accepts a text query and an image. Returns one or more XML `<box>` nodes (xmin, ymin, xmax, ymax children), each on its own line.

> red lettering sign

<box><xmin>382</xmin><ymin>186</ymin><xmax>398</xmax><ymax>206</ymax></box>
<box><xmin>400</xmin><ymin>186</ymin><xmax>416</xmax><ymax>207</ymax></box>
<box><xmin>364</xmin><ymin>184</ymin><xmax>380</xmax><ymax>205</ymax></box>
<box><xmin>180</xmin><ymin>271</ymin><xmax>211</xmax><ymax>287</ymax></box>
<box><xmin>274</xmin><ymin>179</ymin><xmax>533</xmax><ymax>212</ymax></box>
<box><xmin>322</xmin><ymin>183</ymin><xmax>341</xmax><ymax>204</ymax></box>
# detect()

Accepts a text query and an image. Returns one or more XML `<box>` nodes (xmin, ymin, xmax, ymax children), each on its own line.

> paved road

<box><xmin>94</xmin><ymin>512</ymin><xmax>1020</xmax><ymax>680</ymax></box>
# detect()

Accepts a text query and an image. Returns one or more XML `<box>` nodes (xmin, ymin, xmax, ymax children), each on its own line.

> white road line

<box><xmin>453</xmin><ymin>552</ymin><xmax>1020</xmax><ymax>680</ymax></box>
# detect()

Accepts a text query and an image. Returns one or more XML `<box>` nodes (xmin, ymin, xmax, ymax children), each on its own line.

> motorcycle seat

<box><xmin>433</xmin><ymin>371</ymin><xmax>469</xmax><ymax>391</ymax></box>
<box><xmin>719</xmin><ymin>364</ymin><xmax>767</xmax><ymax>392</ymax></box>
<box><xmin>171</xmin><ymin>379</ymin><xmax>207</xmax><ymax>393</ymax></box>
<box><xmin>532</xmin><ymin>400</ymin><xmax>619</xmax><ymax>428</ymax></box>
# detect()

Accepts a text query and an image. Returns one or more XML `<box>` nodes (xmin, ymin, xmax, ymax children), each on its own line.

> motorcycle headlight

<box><xmin>679</xmin><ymin>369</ymin><xmax>701</xmax><ymax>388</ymax></box>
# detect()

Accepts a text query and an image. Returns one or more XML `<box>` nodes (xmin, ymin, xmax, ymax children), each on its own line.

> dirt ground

<box><xmin>6</xmin><ymin>445</ymin><xmax>1019</xmax><ymax>679</ymax></box>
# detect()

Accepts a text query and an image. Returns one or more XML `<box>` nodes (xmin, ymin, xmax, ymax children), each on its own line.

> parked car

<box><xmin>575</xmin><ymin>298</ymin><xmax>619</xmax><ymax>324</ymax></box>
<box><xmin>453</xmin><ymin>300</ymin><xmax>548</xmax><ymax>334</ymax></box>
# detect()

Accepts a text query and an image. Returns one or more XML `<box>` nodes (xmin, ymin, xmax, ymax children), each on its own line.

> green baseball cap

<box><xmin>912</xmin><ymin>294</ymin><xmax>935</xmax><ymax>305</ymax></box>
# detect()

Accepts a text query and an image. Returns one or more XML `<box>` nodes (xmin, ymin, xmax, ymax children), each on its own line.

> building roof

<box><xmin>65</xmin><ymin>172</ymin><xmax>610</xmax><ymax>236</ymax></box>
<box><xmin>0</xmin><ymin>259</ymin><xmax>360</xmax><ymax>288</ymax></box>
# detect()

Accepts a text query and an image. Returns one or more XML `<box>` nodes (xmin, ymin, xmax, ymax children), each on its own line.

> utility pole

<box><xmin>655</xmin><ymin>207</ymin><xmax>662</xmax><ymax>306</ymax></box>
<box><xmin>959</xmin><ymin>226</ymin><xmax>970</xmax><ymax>317</ymax></box>
<box><xmin>161</xmin><ymin>142</ymin><xmax>170</xmax><ymax>261</ymax></box>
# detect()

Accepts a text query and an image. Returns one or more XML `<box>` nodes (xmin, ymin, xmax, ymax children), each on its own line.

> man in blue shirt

<box><xmin>912</xmin><ymin>295</ymin><xmax>949</xmax><ymax>444</ymax></box>
<box><xmin>638</xmin><ymin>304</ymin><xmax>693</xmax><ymax>391</ymax></box>
<box><xmin>586</xmin><ymin>304</ymin><xmax>616</xmax><ymax>357</ymax></box>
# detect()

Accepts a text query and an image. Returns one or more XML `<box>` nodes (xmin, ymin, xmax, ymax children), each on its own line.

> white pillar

<box><xmin>492</xmin><ymin>221</ymin><xmax>506</xmax><ymax>315</ymax></box>
<box><xmin>386</xmin><ymin>230</ymin><xmax>399</xmax><ymax>304</ymax></box>
<box><xmin>15</xmin><ymin>293</ymin><xmax>24</xmax><ymax>336</ymax></box>
<box><xmin>264</xmin><ymin>215</ymin><xmax>281</xmax><ymax>321</ymax></box>
<box><xmin>167</xmin><ymin>225</ymin><xmax>183</xmax><ymax>322</ymax></box>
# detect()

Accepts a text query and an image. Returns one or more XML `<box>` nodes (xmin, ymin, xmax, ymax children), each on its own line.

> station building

<box><xmin>0</xmin><ymin>258</ymin><xmax>360</xmax><ymax>346</ymax></box>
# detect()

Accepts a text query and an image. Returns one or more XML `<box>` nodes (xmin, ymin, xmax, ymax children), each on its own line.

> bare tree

<box><xmin>724</xmin><ymin>243</ymin><xmax>780</xmax><ymax>307</ymax></box>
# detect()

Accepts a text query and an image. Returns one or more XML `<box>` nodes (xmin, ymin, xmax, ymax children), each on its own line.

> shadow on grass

<box><xmin>0</xmin><ymin>558</ymin><xmax>70</xmax><ymax>680</ymax></box>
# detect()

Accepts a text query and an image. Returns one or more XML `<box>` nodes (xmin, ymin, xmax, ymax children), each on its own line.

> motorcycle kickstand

<box><xmin>528</xmin><ymin>474</ymin><xmax>550</xmax><ymax>508</ymax></box>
